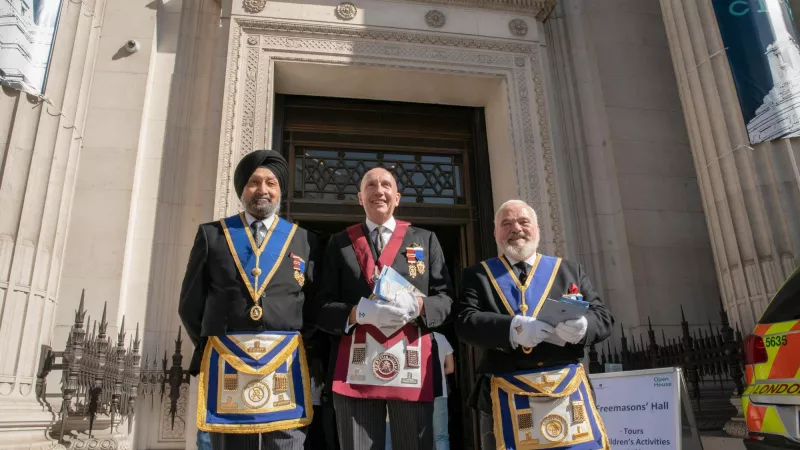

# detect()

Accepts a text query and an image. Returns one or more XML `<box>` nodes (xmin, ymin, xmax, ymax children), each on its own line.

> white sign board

<box><xmin>589</xmin><ymin>367</ymin><xmax>702</xmax><ymax>450</ymax></box>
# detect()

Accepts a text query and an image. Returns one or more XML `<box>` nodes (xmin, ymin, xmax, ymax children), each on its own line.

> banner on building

<box><xmin>712</xmin><ymin>0</ymin><xmax>800</xmax><ymax>144</ymax></box>
<box><xmin>0</xmin><ymin>0</ymin><xmax>63</xmax><ymax>93</ymax></box>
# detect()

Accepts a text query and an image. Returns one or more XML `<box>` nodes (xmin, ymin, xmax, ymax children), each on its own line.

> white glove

<box><xmin>554</xmin><ymin>317</ymin><xmax>588</xmax><ymax>344</ymax></box>
<box><xmin>356</xmin><ymin>297</ymin><xmax>409</xmax><ymax>327</ymax></box>
<box><xmin>389</xmin><ymin>290</ymin><xmax>420</xmax><ymax>319</ymax></box>
<box><xmin>510</xmin><ymin>316</ymin><xmax>555</xmax><ymax>348</ymax></box>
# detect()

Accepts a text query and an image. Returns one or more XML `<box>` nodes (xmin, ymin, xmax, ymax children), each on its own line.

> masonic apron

<box><xmin>331</xmin><ymin>221</ymin><xmax>435</xmax><ymax>402</ymax></box>
<box><xmin>197</xmin><ymin>214</ymin><xmax>313</xmax><ymax>433</ymax></box>
<box><xmin>481</xmin><ymin>256</ymin><xmax>610</xmax><ymax>450</ymax></box>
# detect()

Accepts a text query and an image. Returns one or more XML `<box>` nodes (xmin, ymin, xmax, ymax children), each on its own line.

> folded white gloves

<box><xmin>389</xmin><ymin>290</ymin><xmax>420</xmax><ymax>319</ymax></box>
<box><xmin>355</xmin><ymin>297</ymin><xmax>409</xmax><ymax>327</ymax></box>
<box><xmin>554</xmin><ymin>317</ymin><xmax>588</xmax><ymax>344</ymax></box>
<box><xmin>510</xmin><ymin>316</ymin><xmax>555</xmax><ymax>348</ymax></box>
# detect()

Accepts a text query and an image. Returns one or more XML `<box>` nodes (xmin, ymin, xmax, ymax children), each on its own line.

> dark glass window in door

<box><xmin>294</xmin><ymin>148</ymin><xmax>465</xmax><ymax>204</ymax></box>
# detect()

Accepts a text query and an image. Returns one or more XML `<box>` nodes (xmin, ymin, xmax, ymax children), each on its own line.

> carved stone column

<box><xmin>660</xmin><ymin>0</ymin><xmax>800</xmax><ymax>332</ymax></box>
<box><xmin>0</xmin><ymin>0</ymin><xmax>105</xmax><ymax>447</ymax></box>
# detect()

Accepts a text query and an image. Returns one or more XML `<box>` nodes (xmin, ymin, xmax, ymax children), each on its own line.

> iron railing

<box><xmin>587</xmin><ymin>299</ymin><xmax>746</xmax><ymax>430</ymax></box>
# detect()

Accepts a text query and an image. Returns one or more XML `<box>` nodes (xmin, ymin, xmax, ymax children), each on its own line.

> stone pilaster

<box><xmin>133</xmin><ymin>0</ymin><xmax>226</xmax><ymax>446</ymax></box>
<box><xmin>0</xmin><ymin>0</ymin><xmax>105</xmax><ymax>447</ymax></box>
<box><xmin>660</xmin><ymin>0</ymin><xmax>800</xmax><ymax>332</ymax></box>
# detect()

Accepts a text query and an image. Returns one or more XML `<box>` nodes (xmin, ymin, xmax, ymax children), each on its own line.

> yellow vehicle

<box><xmin>742</xmin><ymin>265</ymin><xmax>800</xmax><ymax>450</ymax></box>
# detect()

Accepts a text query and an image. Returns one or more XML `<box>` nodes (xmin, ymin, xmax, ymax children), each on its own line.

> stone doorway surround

<box><xmin>183</xmin><ymin>3</ymin><xmax>569</xmax><ymax>447</ymax></box>
<box><xmin>213</xmin><ymin>13</ymin><xmax>568</xmax><ymax>257</ymax></box>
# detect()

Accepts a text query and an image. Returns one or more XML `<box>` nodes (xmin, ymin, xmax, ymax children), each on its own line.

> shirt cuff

<box><xmin>345</xmin><ymin>317</ymin><xmax>356</xmax><ymax>334</ymax></box>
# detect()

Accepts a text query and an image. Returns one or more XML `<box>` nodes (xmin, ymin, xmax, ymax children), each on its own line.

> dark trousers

<box><xmin>479</xmin><ymin>411</ymin><xmax>496</xmax><ymax>450</ymax></box>
<box><xmin>322</xmin><ymin>403</ymin><xmax>341</xmax><ymax>450</ymax></box>
<box><xmin>333</xmin><ymin>393</ymin><xmax>433</xmax><ymax>450</ymax></box>
<box><xmin>209</xmin><ymin>427</ymin><xmax>307</xmax><ymax>450</ymax></box>
<box><xmin>305</xmin><ymin>406</ymin><xmax>328</xmax><ymax>450</ymax></box>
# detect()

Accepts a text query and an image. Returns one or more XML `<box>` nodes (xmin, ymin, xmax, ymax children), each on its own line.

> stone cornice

<box><xmin>401</xmin><ymin>0</ymin><xmax>557</xmax><ymax>21</ymax></box>
<box><xmin>235</xmin><ymin>18</ymin><xmax>537</xmax><ymax>53</ymax></box>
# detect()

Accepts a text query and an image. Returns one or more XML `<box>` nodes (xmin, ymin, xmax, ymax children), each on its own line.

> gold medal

<box><xmin>250</xmin><ymin>305</ymin><xmax>263</xmax><ymax>320</ymax></box>
<box><xmin>406</xmin><ymin>245</ymin><xmax>421</xmax><ymax>278</ymax></box>
<box><xmin>294</xmin><ymin>271</ymin><xmax>305</xmax><ymax>287</ymax></box>
<box><xmin>291</xmin><ymin>253</ymin><xmax>306</xmax><ymax>287</ymax></box>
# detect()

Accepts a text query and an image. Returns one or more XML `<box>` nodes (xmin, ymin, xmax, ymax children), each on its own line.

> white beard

<box><xmin>502</xmin><ymin>238</ymin><xmax>538</xmax><ymax>261</ymax></box>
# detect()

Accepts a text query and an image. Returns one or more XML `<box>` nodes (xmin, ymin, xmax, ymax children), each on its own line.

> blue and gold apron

<box><xmin>197</xmin><ymin>331</ymin><xmax>312</xmax><ymax>433</ymax></box>
<box><xmin>482</xmin><ymin>256</ymin><xmax>609</xmax><ymax>449</ymax></box>
<box><xmin>490</xmin><ymin>364</ymin><xmax>608</xmax><ymax>449</ymax></box>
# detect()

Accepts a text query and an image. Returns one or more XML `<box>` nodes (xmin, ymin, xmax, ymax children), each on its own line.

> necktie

<box><xmin>515</xmin><ymin>261</ymin><xmax>531</xmax><ymax>284</ymax></box>
<box><xmin>251</xmin><ymin>221</ymin><xmax>266</xmax><ymax>247</ymax></box>
<box><xmin>373</xmin><ymin>226</ymin><xmax>385</xmax><ymax>255</ymax></box>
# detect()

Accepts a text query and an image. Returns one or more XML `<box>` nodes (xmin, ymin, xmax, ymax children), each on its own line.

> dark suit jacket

<box><xmin>313</xmin><ymin>223</ymin><xmax>455</xmax><ymax>391</ymax></box>
<box><xmin>455</xmin><ymin>256</ymin><xmax>614</xmax><ymax>412</ymax></box>
<box><xmin>178</xmin><ymin>216</ymin><xmax>320</xmax><ymax>375</ymax></box>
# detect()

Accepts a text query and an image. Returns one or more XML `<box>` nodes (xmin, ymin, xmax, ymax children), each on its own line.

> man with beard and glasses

<box><xmin>456</xmin><ymin>200</ymin><xmax>614</xmax><ymax>450</ymax></box>
<box><xmin>314</xmin><ymin>167</ymin><xmax>454</xmax><ymax>450</ymax></box>
<box><xmin>179</xmin><ymin>150</ymin><xmax>320</xmax><ymax>450</ymax></box>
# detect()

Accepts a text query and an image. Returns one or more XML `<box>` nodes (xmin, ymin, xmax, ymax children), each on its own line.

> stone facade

<box><xmin>0</xmin><ymin>0</ymin><xmax>796</xmax><ymax>448</ymax></box>
<box><xmin>661</xmin><ymin>0</ymin><xmax>800</xmax><ymax>331</ymax></box>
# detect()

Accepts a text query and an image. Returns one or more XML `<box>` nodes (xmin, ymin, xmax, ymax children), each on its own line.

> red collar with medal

<box><xmin>345</xmin><ymin>220</ymin><xmax>410</xmax><ymax>288</ymax></box>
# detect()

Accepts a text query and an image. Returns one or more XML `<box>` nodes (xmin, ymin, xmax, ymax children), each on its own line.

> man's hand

<box><xmin>510</xmin><ymin>316</ymin><xmax>555</xmax><ymax>348</ymax></box>
<box><xmin>391</xmin><ymin>291</ymin><xmax>423</xmax><ymax>319</ymax></box>
<box><xmin>355</xmin><ymin>297</ymin><xmax>408</xmax><ymax>327</ymax></box>
<box><xmin>554</xmin><ymin>317</ymin><xmax>588</xmax><ymax>344</ymax></box>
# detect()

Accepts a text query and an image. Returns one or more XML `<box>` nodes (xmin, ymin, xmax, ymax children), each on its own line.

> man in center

<box><xmin>314</xmin><ymin>167</ymin><xmax>455</xmax><ymax>450</ymax></box>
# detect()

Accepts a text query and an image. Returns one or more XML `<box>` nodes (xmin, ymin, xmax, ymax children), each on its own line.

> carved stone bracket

<box><xmin>242</xmin><ymin>0</ymin><xmax>267</xmax><ymax>14</ymax></box>
<box><xmin>425</xmin><ymin>10</ymin><xmax>446</xmax><ymax>28</ymax></box>
<box><xmin>404</xmin><ymin>0</ymin><xmax>557</xmax><ymax>20</ymax></box>
<box><xmin>335</xmin><ymin>2</ymin><xmax>358</xmax><ymax>21</ymax></box>
<box><xmin>509</xmin><ymin>19</ymin><xmax>529</xmax><ymax>36</ymax></box>
<box><xmin>214</xmin><ymin>18</ymin><xmax>567</xmax><ymax>256</ymax></box>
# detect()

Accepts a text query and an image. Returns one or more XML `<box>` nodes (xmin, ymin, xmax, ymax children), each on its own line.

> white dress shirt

<box><xmin>244</xmin><ymin>211</ymin><xmax>276</xmax><ymax>233</ymax></box>
<box><xmin>365</xmin><ymin>216</ymin><xmax>396</xmax><ymax>250</ymax></box>
<box><xmin>504</xmin><ymin>252</ymin><xmax>538</xmax><ymax>273</ymax></box>
<box><xmin>346</xmin><ymin>216</ymin><xmax>397</xmax><ymax>331</ymax></box>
